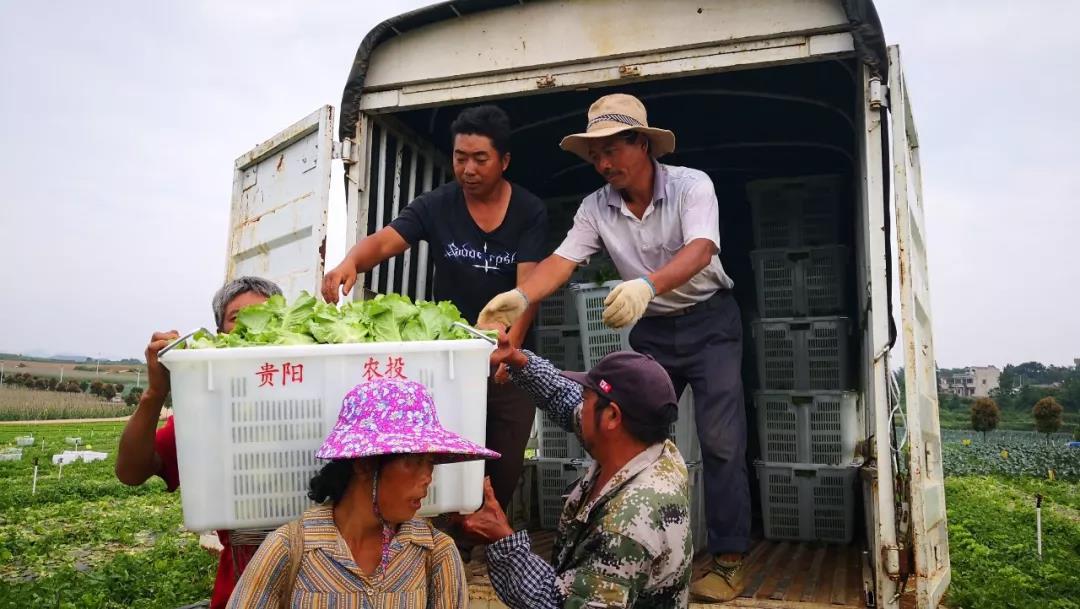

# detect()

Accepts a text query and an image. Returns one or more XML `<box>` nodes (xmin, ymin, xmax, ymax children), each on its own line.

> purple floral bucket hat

<box><xmin>316</xmin><ymin>379</ymin><xmax>500</xmax><ymax>464</ymax></box>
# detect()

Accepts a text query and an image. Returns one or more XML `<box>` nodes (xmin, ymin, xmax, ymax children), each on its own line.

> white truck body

<box><xmin>225</xmin><ymin>1</ymin><xmax>948</xmax><ymax>606</ymax></box>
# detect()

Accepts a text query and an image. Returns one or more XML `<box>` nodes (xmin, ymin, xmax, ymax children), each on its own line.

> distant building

<box><xmin>940</xmin><ymin>366</ymin><xmax>1001</xmax><ymax>398</ymax></box>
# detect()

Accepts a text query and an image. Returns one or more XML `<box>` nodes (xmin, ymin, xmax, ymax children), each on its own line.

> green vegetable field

<box><xmin>1</xmin><ymin>422</ymin><xmax>1077</xmax><ymax>608</ymax></box>
<box><xmin>0</xmin><ymin>422</ymin><xmax>215</xmax><ymax>609</ymax></box>
<box><xmin>945</xmin><ymin>475</ymin><xmax>1079</xmax><ymax>609</ymax></box>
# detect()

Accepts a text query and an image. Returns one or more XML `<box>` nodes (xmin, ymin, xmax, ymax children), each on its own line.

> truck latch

<box><xmin>869</xmin><ymin>77</ymin><xmax>888</xmax><ymax>110</ymax></box>
<box><xmin>883</xmin><ymin>544</ymin><xmax>913</xmax><ymax>581</ymax></box>
<box><xmin>333</xmin><ymin>139</ymin><xmax>359</xmax><ymax>165</ymax></box>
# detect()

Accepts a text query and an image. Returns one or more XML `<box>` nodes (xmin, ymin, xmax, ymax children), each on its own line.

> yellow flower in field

<box><xmin>961</xmin><ymin>439</ymin><xmax>972</xmax><ymax>446</ymax></box>
<box><xmin>1000</xmin><ymin>449</ymin><xmax>1009</xmax><ymax>459</ymax></box>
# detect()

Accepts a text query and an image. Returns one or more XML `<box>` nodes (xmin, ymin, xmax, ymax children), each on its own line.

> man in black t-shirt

<box><xmin>322</xmin><ymin>105</ymin><xmax>548</xmax><ymax>516</ymax></box>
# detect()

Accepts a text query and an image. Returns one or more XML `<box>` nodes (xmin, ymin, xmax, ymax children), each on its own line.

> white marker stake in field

<box><xmin>32</xmin><ymin>459</ymin><xmax>38</xmax><ymax>495</ymax></box>
<box><xmin>1036</xmin><ymin>494</ymin><xmax>1043</xmax><ymax>560</ymax></box>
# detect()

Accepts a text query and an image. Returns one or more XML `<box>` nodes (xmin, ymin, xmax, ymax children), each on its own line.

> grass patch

<box><xmin>0</xmin><ymin>420</ymin><xmax>215</xmax><ymax>608</ymax></box>
<box><xmin>0</xmin><ymin>387</ymin><xmax>133</xmax><ymax>421</ymax></box>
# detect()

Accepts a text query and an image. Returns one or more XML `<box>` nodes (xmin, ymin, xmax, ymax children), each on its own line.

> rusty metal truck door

<box><xmin>890</xmin><ymin>45</ymin><xmax>951</xmax><ymax>608</ymax></box>
<box><xmin>225</xmin><ymin>106</ymin><xmax>334</xmax><ymax>300</ymax></box>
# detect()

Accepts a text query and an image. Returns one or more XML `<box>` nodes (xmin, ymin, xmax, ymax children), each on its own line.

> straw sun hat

<box><xmin>559</xmin><ymin>93</ymin><xmax>676</xmax><ymax>161</ymax></box>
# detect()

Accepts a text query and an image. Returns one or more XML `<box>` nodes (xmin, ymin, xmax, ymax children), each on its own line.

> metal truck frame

<box><xmin>224</xmin><ymin>2</ymin><xmax>948</xmax><ymax>607</ymax></box>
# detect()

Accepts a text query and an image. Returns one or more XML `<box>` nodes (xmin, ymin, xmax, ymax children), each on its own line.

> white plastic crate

<box><xmin>671</xmin><ymin>388</ymin><xmax>700</xmax><ymax>462</ymax></box>
<box><xmin>571</xmin><ymin>281</ymin><xmax>632</xmax><ymax>369</ymax></box>
<box><xmin>64</xmin><ymin>437</ymin><xmax>82</xmax><ymax>446</ymax></box>
<box><xmin>52</xmin><ymin>450</ymin><xmax>108</xmax><ymax>465</ymax></box>
<box><xmin>537</xmin><ymin>457</ymin><xmax>591</xmax><ymax>529</ymax></box>
<box><xmin>754</xmin><ymin>391</ymin><xmax>860</xmax><ymax>465</ymax></box>
<box><xmin>750</xmin><ymin>246</ymin><xmax>848</xmax><ymax>318</ymax></box>
<box><xmin>752</xmin><ymin>317</ymin><xmax>852</xmax><ymax>390</ymax></box>
<box><xmin>160</xmin><ymin>340</ymin><xmax>493</xmax><ymax>531</ymax></box>
<box><xmin>747</xmin><ymin>175</ymin><xmax>844</xmax><ymax>249</ymax></box>
<box><xmin>755</xmin><ymin>460</ymin><xmax>860</xmax><ymax>544</ymax></box>
<box><xmin>536</xmin><ymin>415</ymin><xmax>586</xmax><ymax>460</ymax></box>
<box><xmin>537</xmin><ymin>286</ymin><xmax>578</xmax><ymax>328</ymax></box>
<box><xmin>0</xmin><ymin>449</ymin><xmax>23</xmax><ymax>462</ymax></box>
<box><xmin>535</xmin><ymin>327</ymin><xmax>584</xmax><ymax>372</ymax></box>
<box><xmin>15</xmin><ymin>436</ymin><xmax>34</xmax><ymax>447</ymax></box>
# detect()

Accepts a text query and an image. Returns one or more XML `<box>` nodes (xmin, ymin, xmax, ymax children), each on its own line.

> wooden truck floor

<box><xmin>467</xmin><ymin>531</ymin><xmax>869</xmax><ymax>609</ymax></box>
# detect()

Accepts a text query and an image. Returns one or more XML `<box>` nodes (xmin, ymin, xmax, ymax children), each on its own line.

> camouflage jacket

<box><xmin>486</xmin><ymin>351</ymin><xmax>691</xmax><ymax>609</ymax></box>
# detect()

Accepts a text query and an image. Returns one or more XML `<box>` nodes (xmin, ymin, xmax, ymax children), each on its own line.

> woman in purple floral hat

<box><xmin>228</xmin><ymin>379</ymin><xmax>500</xmax><ymax>609</ymax></box>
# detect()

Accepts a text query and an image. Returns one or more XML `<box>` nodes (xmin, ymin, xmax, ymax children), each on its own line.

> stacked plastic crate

<box><xmin>534</xmin><ymin>282</ymin><xmax>590</xmax><ymax>528</ymax></box>
<box><xmin>534</xmin><ymin>278</ymin><xmax>705</xmax><ymax>529</ymax></box>
<box><xmin>747</xmin><ymin>175</ymin><xmax>861</xmax><ymax>544</ymax></box>
<box><xmin>570</xmin><ymin>281</ymin><xmax>632</xmax><ymax>369</ymax></box>
<box><xmin>534</xmin><ymin>285</ymin><xmax>585</xmax><ymax>372</ymax></box>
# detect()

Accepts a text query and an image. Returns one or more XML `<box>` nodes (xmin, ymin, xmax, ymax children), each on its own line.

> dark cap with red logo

<box><xmin>561</xmin><ymin>351</ymin><xmax>678</xmax><ymax>421</ymax></box>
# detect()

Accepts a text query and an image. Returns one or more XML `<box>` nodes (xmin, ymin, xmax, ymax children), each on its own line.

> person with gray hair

<box><xmin>210</xmin><ymin>275</ymin><xmax>283</xmax><ymax>331</ymax></box>
<box><xmin>116</xmin><ymin>276</ymin><xmax>282</xmax><ymax>609</ymax></box>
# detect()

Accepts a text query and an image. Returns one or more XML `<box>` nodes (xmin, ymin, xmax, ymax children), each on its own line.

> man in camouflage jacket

<box><xmin>461</xmin><ymin>336</ymin><xmax>692</xmax><ymax>608</ymax></box>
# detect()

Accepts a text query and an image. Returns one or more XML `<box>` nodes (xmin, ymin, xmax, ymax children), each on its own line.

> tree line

<box><xmin>2</xmin><ymin>373</ymin><xmax>145</xmax><ymax>406</ymax></box>
<box><xmin>970</xmin><ymin>395</ymin><xmax>1074</xmax><ymax>441</ymax></box>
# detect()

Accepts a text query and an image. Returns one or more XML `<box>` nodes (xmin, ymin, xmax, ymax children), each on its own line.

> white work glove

<box><xmin>602</xmin><ymin>278</ymin><xmax>655</xmax><ymax>328</ymax></box>
<box><xmin>477</xmin><ymin>289</ymin><xmax>529</xmax><ymax>329</ymax></box>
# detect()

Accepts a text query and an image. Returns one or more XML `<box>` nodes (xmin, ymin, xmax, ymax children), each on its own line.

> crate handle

<box><xmin>791</xmin><ymin>395</ymin><xmax>814</xmax><ymax>405</ymax></box>
<box><xmin>790</xmin><ymin>322</ymin><xmax>811</xmax><ymax>331</ymax></box>
<box><xmin>158</xmin><ymin>328</ymin><xmax>208</xmax><ymax>357</ymax></box>
<box><xmin>451</xmin><ymin>322</ymin><xmax>497</xmax><ymax>345</ymax></box>
<box><xmin>793</xmin><ymin>468</ymin><xmax>818</xmax><ymax>478</ymax></box>
<box><xmin>786</xmin><ymin>251</ymin><xmax>811</xmax><ymax>262</ymax></box>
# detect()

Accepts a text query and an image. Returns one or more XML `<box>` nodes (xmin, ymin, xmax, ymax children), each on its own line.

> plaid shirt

<box><xmin>487</xmin><ymin>352</ymin><xmax>691</xmax><ymax>609</ymax></box>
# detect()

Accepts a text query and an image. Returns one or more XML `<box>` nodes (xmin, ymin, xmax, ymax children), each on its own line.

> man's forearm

<box><xmin>343</xmin><ymin>228</ymin><xmax>410</xmax><ymax>275</ymax></box>
<box><xmin>647</xmin><ymin>238</ymin><xmax>716</xmax><ymax>295</ymax></box>
<box><xmin>508</xmin><ymin>304</ymin><xmax>538</xmax><ymax>348</ymax></box>
<box><xmin>517</xmin><ymin>255</ymin><xmax>576</xmax><ymax>304</ymax></box>
<box><xmin>343</xmin><ymin>239</ymin><xmax>385</xmax><ymax>275</ymax></box>
<box><xmin>115</xmin><ymin>391</ymin><xmax>166</xmax><ymax>486</ymax></box>
<box><xmin>507</xmin><ymin>351</ymin><xmax>582</xmax><ymax>433</ymax></box>
<box><xmin>486</xmin><ymin>532</ymin><xmax>563</xmax><ymax>609</ymax></box>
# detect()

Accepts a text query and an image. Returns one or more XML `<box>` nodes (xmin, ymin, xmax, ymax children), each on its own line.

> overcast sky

<box><xmin>1</xmin><ymin>0</ymin><xmax>1077</xmax><ymax>368</ymax></box>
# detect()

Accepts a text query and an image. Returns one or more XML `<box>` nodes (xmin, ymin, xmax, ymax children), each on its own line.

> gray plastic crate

<box><xmin>747</xmin><ymin>175</ymin><xmax>844</xmax><ymax>249</ymax></box>
<box><xmin>754</xmin><ymin>391</ymin><xmax>860</xmax><ymax>465</ymax></box>
<box><xmin>688</xmin><ymin>463</ymin><xmax>707</xmax><ymax>553</ymax></box>
<box><xmin>536</xmin><ymin>327</ymin><xmax>585</xmax><ymax>371</ymax></box>
<box><xmin>572</xmin><ymin>281</ymin><xmax>632</xmax><ymax>369</ymax></box>
<box><xmin>755</xmin><ymin>460</ymin><xmax>860</xmax><ymax>544</ymax></box>
<box><xmin>537</xmin><ymin>458</ymin><xmax>592</xmax><ymax>529</ymax></box>
<box><xmin>509</xmin><ymin>459</ymin><xmax>538</xmax><ymax>530</ymax></box>
<box><xmin>537</xmin><ymin>286</ymin><xmax>579</xmax><ymax>328</ymax></box>
<box><xmin>752</xmin><ymin>317</ymin><xmax>851</xmax><ymax>390</ymax></box>
<box><xmin>750</xmin><ymin>246</ymin><xmax>848</xmax><ymax>318</ymax></box>
<box><xmin>536</xmin><ymin>415</ymin><xmax>586</xmax><ymax>460</ymax></box>
<box><xmin>670</xmin><ymin>388</ymin><xmax>700</xmax><ymax>462</ymax></box>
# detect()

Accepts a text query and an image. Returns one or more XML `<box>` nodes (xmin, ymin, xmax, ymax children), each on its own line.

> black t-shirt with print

<box><xmin>390</xmin><ymin>181</ymin><xmax>548</xmax><ymax>342</ymax></box>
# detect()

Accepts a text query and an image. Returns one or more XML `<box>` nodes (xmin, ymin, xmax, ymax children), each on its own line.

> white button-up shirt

<box><xmin>554</xmin><ymin>161</ymin><xmax>734</xmax><ymax>314</ymax></box>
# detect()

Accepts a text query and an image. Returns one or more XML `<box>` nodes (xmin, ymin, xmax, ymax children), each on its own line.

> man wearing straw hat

<box><xmin>478</xmin><ymin>93</ymin><xmax>749</xmax><ymax>601</ymax></box>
